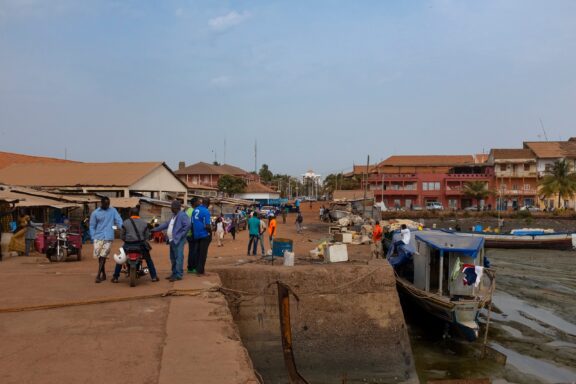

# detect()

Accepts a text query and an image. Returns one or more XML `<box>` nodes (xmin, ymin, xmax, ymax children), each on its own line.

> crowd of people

<box><xmin>86</xmin><ymin>197</ymin><xmax>303</xmax><ymax>284</ymax></box>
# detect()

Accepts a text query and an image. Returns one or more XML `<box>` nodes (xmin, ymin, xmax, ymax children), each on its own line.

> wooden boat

<box><xmin>452</xmin><ymin>230</ymin><xmax>576</xmax><ymax>250</ymax></box>
<box><xmin>390</xmin><ymin>231</ymin><xmax>495</xmax><ymax>341</ymax></box>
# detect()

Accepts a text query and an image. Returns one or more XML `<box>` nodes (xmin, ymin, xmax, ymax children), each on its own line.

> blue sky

<box><xmin>1</xmin><ymin>0</ymin><xmax>575</xmax><ymax>177</ymax></box>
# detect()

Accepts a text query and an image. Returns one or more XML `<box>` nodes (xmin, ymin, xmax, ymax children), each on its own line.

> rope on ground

<box><xmin>0</xmin><ymin>287</ymin><xmax>219</xmax><ymax>314</ymax></box>
<box><xmin>218</xmin><ymin>265</ymin><xmax>389</xmax><ymax>305</ymax></box>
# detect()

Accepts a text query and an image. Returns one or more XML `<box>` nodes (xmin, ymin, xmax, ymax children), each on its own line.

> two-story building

<box><xmin>523</xmin><ymin>138</ymin><xmax>576</xmax><ymax>209</ymax></box>
<box><xmin>175</xmin><ymin>162</ymin><xmax>259</xmax><ymax>190</ymax></box>
<box><xmin>365</xmin><ymin>155</ymin><xmax>494</xmax><ymax>210</ymax></box>
<box><xmin>488</xmin><ymin>149</ymin><xmax>538</xmax><ymax>210</ymax></box>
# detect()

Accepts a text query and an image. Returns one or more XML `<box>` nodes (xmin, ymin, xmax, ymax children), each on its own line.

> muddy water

<box><xmin>408</xmin><ymin>248</ymin><xmax>576</xmax><ymax>383</ymax></box>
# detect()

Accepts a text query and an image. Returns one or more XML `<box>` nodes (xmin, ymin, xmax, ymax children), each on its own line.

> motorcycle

<box><xmin>121</xmin><ymin>244</ymin><xmax>149</xmax><ymax>287</ymax></box>
<box><xmin>45</xmin><ymin>226</ymin><xmax>82</xmax><ymax>262</ymax></box>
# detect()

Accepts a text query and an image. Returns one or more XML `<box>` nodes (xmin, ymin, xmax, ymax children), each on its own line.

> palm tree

<box><xmin>463</xmin><ymin>181</ymin><xmax>491</xmax><ymax>211</ymax></box>
<box><xmin>538</xmin><ymin>159</ymin><xmax>576</xmax><ymax>210</ymax></box>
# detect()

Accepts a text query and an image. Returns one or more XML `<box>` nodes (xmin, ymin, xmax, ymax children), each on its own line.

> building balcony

<box><xmin>497</xmin><ymin>189</ymin><xmax>538</xmax><ymax>196</ymax></box>
<box><xmin>366</xmin><ymin>174</ymin><xmax>418</xmax><ymax>182</ymax></box>
<box><xmin>374</xmin><ymin>190</ymin><xmax>419</xmax><ymax>196</ymax></box>
<box><xmin>445</xmin><ymin>173</ymin><xmax>492</xmax><ymax>180</ymax></box>
<box><xmin>494</xmin><ymin>172</ymin><xmax>538</xmax><ymax>178</ymax></box>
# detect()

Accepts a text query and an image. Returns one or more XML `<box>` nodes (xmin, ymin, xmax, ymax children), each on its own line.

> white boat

<box><xmin>390</xmin><ymin>231</ymin><xmax>495</xmax><ymax>341</ymax></box>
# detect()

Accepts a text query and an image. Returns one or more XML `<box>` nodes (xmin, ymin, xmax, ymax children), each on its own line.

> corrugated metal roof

<box><xmin>0</xmin><ymin>151</ymin><xmax>76</xmax><ymax>170</ymax></box>
<box><xmin>244</xmin><ymin>182</ymin><xmax>278</xmax><ymax>194</ymax></box>
<box><xmin>0</xmin><ymin>162</ymin><xmax>165</xmax><ymax>187</ymax></box>
<box><xmin>0</xmin><ymin>189</ymin><xmax>80</xmax><ymax>208</ymax></box>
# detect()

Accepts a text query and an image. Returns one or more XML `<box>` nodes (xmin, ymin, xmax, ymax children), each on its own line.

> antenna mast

<box><xmin>539</xmin><ymin>118</ymin><xmax>549</xmax><ymax>141</ymax></box>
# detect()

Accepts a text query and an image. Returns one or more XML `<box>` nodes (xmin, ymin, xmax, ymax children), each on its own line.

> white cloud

<box><xmin>208</xmin><ymin>10</ymin><xmax>251</xmax><ymax>31</ymax></box>
<box><xmin>210</xmin><ymin>76</ymin><xmax>232</xmax><ymax>87</ymax></box>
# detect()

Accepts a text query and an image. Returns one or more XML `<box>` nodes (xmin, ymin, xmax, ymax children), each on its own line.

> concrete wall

<box><xmin>215</xmin><ymin>262</ymin><xmax>417</xmax><ymax>384</ymax></box>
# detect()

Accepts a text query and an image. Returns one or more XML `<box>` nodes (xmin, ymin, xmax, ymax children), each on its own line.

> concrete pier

<box><xmin>216</xmin><ymin>260</ymin><xmax>418</xmax><ymax>384</ymax></box>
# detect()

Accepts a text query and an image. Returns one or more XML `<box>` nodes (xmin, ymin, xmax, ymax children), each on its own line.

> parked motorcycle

<box><xmin>45</xmin><ymin>226</ymin><xmax>82</xmax><ymax>262</ymax></box>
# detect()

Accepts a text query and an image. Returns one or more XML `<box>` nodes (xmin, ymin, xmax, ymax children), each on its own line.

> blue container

<box><xmin>272</xmin><ymin>238</ymin><xmax>293</xmax><ymax>257</ymax></box>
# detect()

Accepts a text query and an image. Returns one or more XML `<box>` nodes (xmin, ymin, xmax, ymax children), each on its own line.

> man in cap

<box><xmin>152</xmin><ymin>200</ymin><xmax>190</xmax><ymax>281</ymax></box>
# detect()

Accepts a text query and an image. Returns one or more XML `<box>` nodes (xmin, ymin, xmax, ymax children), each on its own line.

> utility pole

<box><xmin>363</xmin><ymin>155</ymin><xmax>370</xmax><ymax>217</ymax></box>
<box><xmin>254</xmin><ymin>140</ymin><xmax>258</xmax><ymax>174</ymax></box>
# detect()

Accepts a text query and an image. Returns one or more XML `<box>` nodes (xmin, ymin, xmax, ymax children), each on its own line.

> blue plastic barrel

<box><xmin>272</xmin><ymin>238</ymin><xmax>293</xmax><ymax>257</ymax></box>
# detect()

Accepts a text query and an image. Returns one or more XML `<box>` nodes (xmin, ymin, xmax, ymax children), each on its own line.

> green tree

<box><xmin>538</xmin><ymin>159</ymin><xmax>576</xmax><ymax>209</ymax></box>
<box><xmin>322</xmin><ymin>173</ymin><xmax>360</xmax><ymax>196</ymax></box>
<box><xmin>463</xmin><ymin>181</ymin><xmax>491</xmax><ymax>211</ymax></box>
<box><xmin>259</xmin><ymin>164</ymin><xmax>273</xmax><ymax>183</ymax></box>
<box><xmin>217</xmin><ymin>175</ymin><xmax>247</xmax><ymax>195</ymax></box>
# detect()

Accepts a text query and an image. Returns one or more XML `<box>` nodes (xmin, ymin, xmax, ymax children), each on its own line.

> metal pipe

<box><xmin>438</xmin><ymin>250</ymin><xmax>444</xmax><ymax>294</ymax></box>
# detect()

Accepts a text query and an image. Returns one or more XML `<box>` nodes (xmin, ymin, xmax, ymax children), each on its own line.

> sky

<box><xmin>1</xmin><ymin>0</ymin><xmax>575</xmax><ymax>177</ymax></box>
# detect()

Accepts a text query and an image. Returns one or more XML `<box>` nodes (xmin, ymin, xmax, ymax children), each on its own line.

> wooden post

<box><xmin>438</xmin><ymin>250</ymin><xmax>444</xmax><ymax>294</ymax></box>
<box><xmin>276</xmin><ymin>281</ymin><xmax>310</xmax><ymax>384</ymax></box>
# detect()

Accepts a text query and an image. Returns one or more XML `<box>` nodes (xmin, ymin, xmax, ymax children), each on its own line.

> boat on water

<box><xmin>450</xmin><ymin>229</ymin><xmax>576</xmax><ymax>250</ymax></box>
<box><xmin>389</xmin><ymin>231</ymin><xmax>495</xmax><ymax>341</ymax></box>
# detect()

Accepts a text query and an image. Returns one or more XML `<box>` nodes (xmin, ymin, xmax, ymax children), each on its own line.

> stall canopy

<box><xmin>0</xmin><ymin>189</ymin><xmax>80</xmax><ymax>209</ymax></box>
<box><xmin>415</xmin><ymin>231</ymin><xmax>484</xmax><ymax>259</ymax></box>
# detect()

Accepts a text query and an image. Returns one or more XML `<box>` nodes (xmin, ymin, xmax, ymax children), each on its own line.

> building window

<box><xmin>512</xmin><ymin>184</ymin><xmax>518</xmax><ymax>191</ymax></box>
<box><xmin>422</xmin><ymin>183</ymin><xmax>428</xmax><ymax>191</ymax></box>
<box><xmin>545</xmin><ymin>163</ymin><xmax>553</xmax><ymax>172</ymax></box>
<box><xmin>524</xmin><ymin>164</ymin><xmax>530</xmax><ymax>171</ymax></box>
<box><xmin>524</xmin><ymin>184</ymin><xmax>531</xmax><ymax>191</ymax></box>
<box><xmin>499</xmin><ymin>164</ymin><xmax>506</xmax><ymax>172</ymax></box>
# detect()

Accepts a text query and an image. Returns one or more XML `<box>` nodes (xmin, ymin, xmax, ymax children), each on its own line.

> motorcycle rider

<box><xmin>111</xmin><ymin>206</ymin><xmax>159</xmax><ymax>283</ymax></box>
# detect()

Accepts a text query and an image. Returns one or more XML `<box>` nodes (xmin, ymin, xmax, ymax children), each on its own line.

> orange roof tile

<box><xmin>175</xmin><ymin>162</ymin><xmax>248</xmax><ymax>176</ymax></box>
<box><xmin>523</xmin><ymin>141</ymin><xmax>576</xmax><ymax>159</ymax></box>
<box><xmin>379</xmin><ymin>155</ymin><xmax>474</xmax><ymax>167</ymax></box>
<box><xmin>490</xmin><ymin>149</ymin><xmax>535</xmax><ymax>160</ymax></box>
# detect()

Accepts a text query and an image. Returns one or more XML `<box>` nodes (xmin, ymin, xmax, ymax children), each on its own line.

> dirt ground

<box><xmin>0</xmin><ymin>202</ymin><xmax>342</xmax><ymax>384</ymax></box>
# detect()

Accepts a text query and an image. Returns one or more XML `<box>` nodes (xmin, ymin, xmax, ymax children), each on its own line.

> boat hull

<box><xmin>396</xmin><ymin>278</ymin><xmax>480</xmax><ymax>341</ymax></box>
<box><xmin>454</xmin><ymin>231</ymin><xmax>575</xmax><ymax>250</ymax></box>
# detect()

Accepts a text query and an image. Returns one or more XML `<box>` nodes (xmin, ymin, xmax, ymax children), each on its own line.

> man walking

<box><xmin>372</xmin><ymin>220</ymin><xmax>383</xmax><ymax>259</ymax></box>
<box><xmin>190</xmin><ymin>198</ymin><xmax>211</xmax><ymax>276</ymax></box>
<box><xmin>112</xmin><ymin>206</ymin><xmax>159</xmax><ymax>283</ymax></box>
<box><xmin>268</xmin><ymin>214</ymin><xmax>277</xmax><ymax>249</ymax></box>
<box><xmin>247</xmin><ymin>213</ymin><xmax>260</xmax><ymax>256</ymax></box>
<box><xmin>152</xmin><ymin>200</ymin><xmax>190</xmax><ymax>281</ymax></box>
<box><xmin>295</xmin><ymin>212</ymin><xmax>303</xmax><ymax>234</ymax></box>
<box><xmin>258</xmin><ymin>214</ymin><xmax>267</xmax><ymax>255</ymax></box>
<box><xmin>90</xmin><ymin>196</ymin><xmax>123</xmax><ymax>283</ymax></box>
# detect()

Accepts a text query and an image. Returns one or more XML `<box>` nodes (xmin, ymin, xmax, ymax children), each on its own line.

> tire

<box><xmin>129</xmin><ymin>265</ymin><xmax>136</xmax><ymax>287</ymax></box>
<box><xmin>76</xmin><ymin>249</ymin><xmax>82</xmax><ymax>262</ymax></box>
<box><xmin>57</xmin><ymin>248</ymin><xmax>67</xmax><ymax>262</ymax></box>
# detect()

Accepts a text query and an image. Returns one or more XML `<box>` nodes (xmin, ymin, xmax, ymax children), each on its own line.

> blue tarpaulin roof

<box><xmin>415</xmin><ymin>231</ymin><xmax>484</xmax><ymax>258</ymax></box>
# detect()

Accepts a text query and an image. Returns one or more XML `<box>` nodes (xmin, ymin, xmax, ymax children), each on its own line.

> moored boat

<box><xmin>452</xmin><ymin>230</ymin><xmax>576</xmax><ymax>250</ymax></box>
<box><xmin>389</xmin><ymin>231</ymin><xmax>495</xmax><ymax>341</ymax></box>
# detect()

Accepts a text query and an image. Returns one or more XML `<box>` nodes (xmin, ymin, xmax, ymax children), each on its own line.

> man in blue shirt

<box><xmin>247</xmin><ymin>212</ymin><xmax>260</xmax><ymax>256</ymax></box>
<box><xmin>152</xmin><ymin>200</ymin><xmax>190</xmax><ymax>281</ymax></box>
<box><xmin>190</xmin><ymin>197</ymin><xmax>212</xmax><ymax>276</ymax></box>
<box><xmin>90</xmin><ymin>196</ymin><xmax>123</xmax><ymax>283</ymax></box>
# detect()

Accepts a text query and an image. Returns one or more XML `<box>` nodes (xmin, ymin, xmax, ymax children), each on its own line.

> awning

<box><xmin>0</xmin><ymin>191</ymin><xmax>80</xmax><ymax>208</ymax></box>
<box><xmin>415</xmin><ymin>231</ymin><xmax>484</xmax><ymax>258</ymax></box>
<box><xmin>110</xmin><ymin>197</ymin><xmax>142</xmax><ymax>209</ymax></box>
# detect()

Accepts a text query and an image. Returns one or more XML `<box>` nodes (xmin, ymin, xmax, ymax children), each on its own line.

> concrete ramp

<box><xmin>216</xmin><ymin>260</ymin><xmax>418</xmax><ymax>384</ymax></box>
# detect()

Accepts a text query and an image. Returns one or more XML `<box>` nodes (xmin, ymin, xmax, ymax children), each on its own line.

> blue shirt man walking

<box><xmin>90</xmin><ymin>196</ymin><xmax>123</xmax><ymax>283</ymax></box>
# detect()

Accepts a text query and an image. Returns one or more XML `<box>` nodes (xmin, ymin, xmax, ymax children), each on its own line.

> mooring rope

<box><xmin>0</xmin><ymin>287</ymin><xmax>218</xmax><ymax>314</ymax></box>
